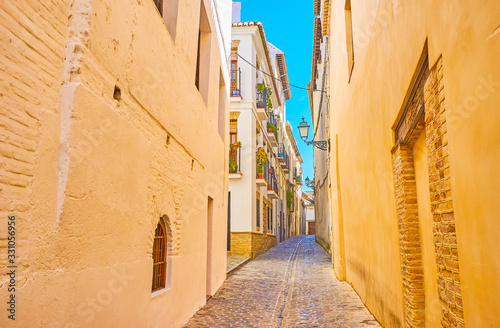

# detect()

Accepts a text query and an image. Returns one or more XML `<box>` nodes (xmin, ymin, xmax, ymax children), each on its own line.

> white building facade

<box><xmin>227</xmin><ymin>13</ymin><xmax>302</xmax><ymax>257</ymax></box>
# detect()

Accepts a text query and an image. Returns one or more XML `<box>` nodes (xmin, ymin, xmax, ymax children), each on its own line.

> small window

<box><xmin>195</xmin><ymin>0</ymin><xmax>212</xmax><ymax>103</ymax></box>
<box><xmin>218</xmin><ymin>71</ymin><xmax>226</xmax><ymax>140</ymax></box>
<box><xmin>195</xmin><ymin>31</ymin><xmax>201</xmax><ymax>90</ymax></box>
<box><xmin>163</xmin><ymin>0</ymin><xmax>180</xmax><ymax>39</ymax></box>
<box><xmin>345</xmin><ymin>0</ymin><xmax>354</xmax><ymax>82</ymax></box>
<box><xmin>152</xmin><ymin>220</ymin><xmax>167</xmax><ymax>292</ymax></box>
<box><xmin>153</xmin><ymin>0</ymin><xmax>163</xmax><ymax>16</ymax></box>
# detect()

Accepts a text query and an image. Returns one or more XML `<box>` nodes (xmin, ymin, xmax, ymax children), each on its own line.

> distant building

<box><xmin>302</xmin><ymin>191</ymin><xmax>315</xmax><ymax>235</ymax></box>
<box><xmin>227</xmin><ymin>6</ymin><xmax>302</xmax><ymax>258</ymax></box>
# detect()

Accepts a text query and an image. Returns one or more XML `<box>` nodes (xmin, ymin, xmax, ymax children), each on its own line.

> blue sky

<box><xmin>238</xmin><ymin>0</ymin><xmax>315</xmax><ymax>191</ymax></box>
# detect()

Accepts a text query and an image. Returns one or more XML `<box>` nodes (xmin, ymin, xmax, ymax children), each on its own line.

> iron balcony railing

<box><xmin>229</xmin><ymin>143</ymin><xmax>242</xmax><ymax>173</ymax></box>
<box><xmin>231</xmin><ymin>68</ymin><xmax>241</xmax><ymax>97</ymax></box>
<box><xmin>267</xmin><ymin>112</ymin><xmax>277</xmax><ymax>137</ymax></box>
<box><xmin>256</xmin><ymin>88</ymin><xmax>267</xmax><ymax>109</ymax></box>
<box><xmin>257</xmin><ymin>160</ymin><xmax>270</xmax><ymax>182</ymax></box>
<box><xmin>278</xmin><ymin>144</ymin><xmax>290</xmax><ymax>171</ymax></box>
<box><xmin>268</xmin><ymin>112</ymin><xmax>277</xmax><ymax>126</ymax></box>
<box><xmin>267</xmin><ymin>171</ymin><xmax>279</xmax><ymax>193</ymax></box>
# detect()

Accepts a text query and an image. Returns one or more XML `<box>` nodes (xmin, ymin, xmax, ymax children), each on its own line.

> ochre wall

<box><xmin>414</xmin><ymin>133</ymin><xmax>440</xmax><ymax>328</ymax></box>
<box><xmin>328</xmin><ymin>0</ymin><xmax>500</xmax><ymax>327</ymax></box>
<box><xmin>0</xmin><ymin>0</ymin><xmax>229</xmax><ymax>327</ymax></box>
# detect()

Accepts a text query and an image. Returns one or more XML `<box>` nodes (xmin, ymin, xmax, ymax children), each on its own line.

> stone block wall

<box><xmin>229</xmin><ymin>232</ymin><xmax>276</xmax><ymax>258</ymax></box>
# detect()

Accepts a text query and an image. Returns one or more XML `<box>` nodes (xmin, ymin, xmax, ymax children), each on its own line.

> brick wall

<box><xmin>228</xmin><ymin>232</ymin><xmax>253</xmax><ymax>257</ymax></box>
<box><xmin>392</xmin><ymin>145</ymin><xmax>426</xmax><ymax>327</ymax></box>
<box><xmin>392</xmin><ymin>54</ymin><xmax>464</xmax><ymax>328</ymax></box>
<box><xmin>0</xmin><ymin>0</ymin><xmax>68</xmax><ymax>275</ymax></box>
<box><xmin>424</xmin><ymin>57</ymin><xmax>464</xmax><ymax>328</ymax></box>
<box><xmin>229</xmin><ymin>232</ymin><xmax>276</xmax><ymax>258</ymax></box>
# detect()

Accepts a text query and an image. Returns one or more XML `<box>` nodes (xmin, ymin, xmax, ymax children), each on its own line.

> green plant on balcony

<box><xmin>267</xmin><ymin>122</ymin><xmax>277</xmax><ymax>138</ymax></box>
<box><xmin>256</xmin><ymin>83</ymin><xmax>273</xmax><ymax>110</ymax></box>
<box><xmin>287</xmin><ymin>190</ymin><xmax>293</xmax><ymax>210</ymax></box>
<box><xmin>229</xmin><ymin>159</ymin><xmax>238</xmax><ymax>173</ymax></box>
<box><xmin>256</xmin><ymin>82</ymin><xmax>266</xmax><ymax>93</ymax></box>
<box><xmin>230</xmin><ymin>141</ymin><xmax>241</xmax><ymax>150</ymax></box>
<box><xmin>256</xmin><ymin>147</ymin><xmax>268</xmax><ymax>178</ymax></box>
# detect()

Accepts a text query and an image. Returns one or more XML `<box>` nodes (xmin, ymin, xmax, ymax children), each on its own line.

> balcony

<box><xmin>293</xmin><ymin>167</ymin><xmax>302</xmax><ymax>184</ymax></box>
<box><xmin>229</xmin><ymin>142</ymin><xmax>242</xmax><ymax>178</ymax></box>
<box><xmin>267</xmin><ymin>169</ymin><xmax>279</xmax><ymax>199</ymax></box>
<box><xmin>267</xmin><ymin>113</ymin><xmax>278</xmax><ymax>148</ymax></box>
<box><xmin>277</xmin><ymin>144</ymin><xmax>290</xmax><ymax>173</ymax></box>
<box><xmin>283</xmin><ymin>157</ymin><xmax>289</xmax><ymax>173</ymax></box>
<box><xmin>256</xmin><ymin>89</ymin><xmax>268</xmax><ymax>121</ymax></box>
<box><xmin>256</xmin><ymin>161</ymin><xmax>268</xmax><ymax>187</ymax></box>
<box><xmin>230</xmin><ymin>68</ymin><xmax>242</xmax><ymax>98</ymax></box>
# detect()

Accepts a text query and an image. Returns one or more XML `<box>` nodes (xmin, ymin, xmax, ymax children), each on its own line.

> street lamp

<box><xmin>305</xmin><ymin>176</ymin><xmax>315</xmax><ymax>190</ymax></box>
<box><xmin>297</xmin><ymin>117</ymin><xmax>329</xmax><ymax>151</ymax></box>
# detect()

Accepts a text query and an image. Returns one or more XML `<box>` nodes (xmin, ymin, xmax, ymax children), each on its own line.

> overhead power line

<box><xmin>236</xmin><ymin>54</ymin><xmax>328</xmax><ymax>94</ymax></box>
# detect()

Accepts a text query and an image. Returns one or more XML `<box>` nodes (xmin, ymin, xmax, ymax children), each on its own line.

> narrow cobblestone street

<box><xmin>184</xmin><ymin>235</ymin><xmax>380</xmax><ymax>327</ymax></box>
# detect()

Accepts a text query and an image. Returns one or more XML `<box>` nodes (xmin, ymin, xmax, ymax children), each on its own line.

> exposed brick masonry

<box><xmin>392</xmin><ymin>57</ymin><xmax>429</xmax><ymax>328</ymax></box>
<box><xmin>392</xmin><ymin>145</ymin><xmax>426</xmax><ymax>327</ymax></box>
<box><xmin>424</xmin><ymin>57</ymin><xmax>464</xmax><ymax>328</ymax></box>
<box><xmin>392</xmin><ymin>55</ymin><xmax>464</xmax><ymax>327</ymax></box>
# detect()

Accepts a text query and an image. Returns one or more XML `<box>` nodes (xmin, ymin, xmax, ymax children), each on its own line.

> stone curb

<box><xmin>226</xmin><ymin>257</ymin><xmax>252</xmax><ymax>277</ymax></box>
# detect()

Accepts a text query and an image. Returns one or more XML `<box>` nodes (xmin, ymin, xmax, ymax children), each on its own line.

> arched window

<box><xmin>152</xmin><ymin>220</ymin><xmax>167</xmax><ymax>292</ymax></box>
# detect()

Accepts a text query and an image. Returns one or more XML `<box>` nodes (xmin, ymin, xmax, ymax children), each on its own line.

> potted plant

<box><xmin>256</xmin><ymin>147</ymin><xmax>268</xmax><ymax>179</ymax></box>
<box><xmin>230</xmin><ymin>141</ymin><xmax>241</xmax><ymax>150</ymax></box>
<box><xmin>267</xmin><ymin>122</ymin><xmax>277</xmax><ymax>138</ymax></box>
<box><xmin>229</xmin><ymin>159</ymin><xmax>238</xmax><ymax>173</ymax></box>
<box><xmin>257</xmin><ymin>164</ymin><xmax>264</xmax><ymax>178</ymax></box>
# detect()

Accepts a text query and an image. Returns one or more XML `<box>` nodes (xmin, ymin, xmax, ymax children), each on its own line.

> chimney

<box><xmin>232</xmin><ymin>2</ymin><xmax>241</xmax><ymax>23</ymax></box>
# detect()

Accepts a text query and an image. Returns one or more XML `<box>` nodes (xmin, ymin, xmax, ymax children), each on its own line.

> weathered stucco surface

<box><xmin>0</xmin><ymin>0</ymin><xmax>230</xmax><ymax>326</ymax></box>
<box><xmin>328</xmin><ymin>0</ymin><xmax>500</xmax><ymax>327</ymax></box>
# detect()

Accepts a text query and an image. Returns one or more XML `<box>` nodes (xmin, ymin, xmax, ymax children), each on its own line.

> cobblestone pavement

<box><xmin>184</xmin><ymin>235</ymin><xmax>380</xmax><ymax>327</ymax></box>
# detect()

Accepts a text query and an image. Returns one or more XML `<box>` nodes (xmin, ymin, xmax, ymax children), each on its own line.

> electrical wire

<box><xmin>236</xmin><ymin>54</ymin><xmax>328</xmax><ymax>94</ymax></box>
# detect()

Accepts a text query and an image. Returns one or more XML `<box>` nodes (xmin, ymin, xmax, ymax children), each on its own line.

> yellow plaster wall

<box><xmin>414</xmin><ymin>132</ymin><xmax>440</xmax><ymax>328</ymax></box>
<box><xmin>0</xmin><ymin>0</ymin><xmax>229</xmax><ymax>327</ymax></box>
<box><xmin>328</xmin><ymin>0</ymin><xmax>500</xmax><ymax>326</ymax></box>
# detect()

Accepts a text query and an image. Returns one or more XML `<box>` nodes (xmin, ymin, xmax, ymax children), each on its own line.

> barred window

<box><xmin>152</xmin><ymin>220</ymin><xmax>167</xmax><ymax>292</ymax></box>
